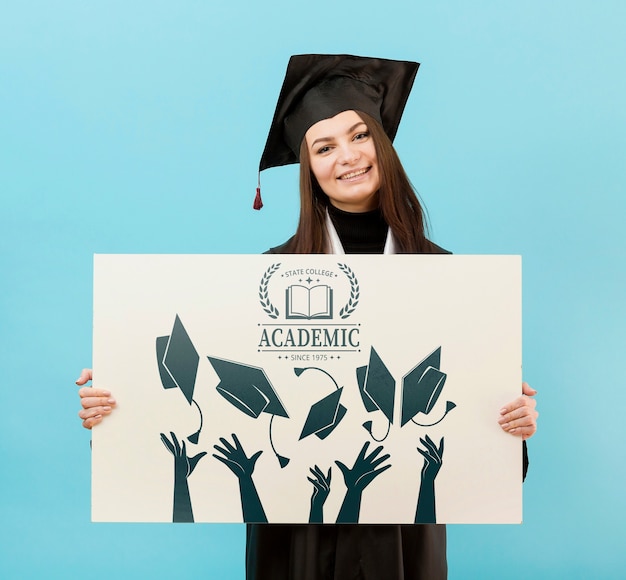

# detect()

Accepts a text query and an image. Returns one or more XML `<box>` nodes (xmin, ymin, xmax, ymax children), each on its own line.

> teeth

<box><xmin>340</xmin><ymin>168</ymin><xmax>368</xmax><ymax>180</ymax></box>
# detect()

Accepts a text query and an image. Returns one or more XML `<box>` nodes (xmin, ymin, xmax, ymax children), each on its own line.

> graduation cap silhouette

<box><xmin>356</xmin><ymin>347</ymin><xmax>395</xmax><ymax>441</ymax></box>
<box><xmin>207</xmin><ymin>356</ymin><xmax>290</xmax><ymax>467</ymax></box>
<box><xmin>294</xmin><ymin>367</ymin><xmax>347</xmax><ymax>441</ymax></box>
<box><xmin>401</xmin><ymin>347</ymin><xmax>456</xmax><ymax>427</ymax></box>
<box><xmin>156</xmin><ymin>315</ymin><xmax>203</xmax><ymax>444</ymax></box>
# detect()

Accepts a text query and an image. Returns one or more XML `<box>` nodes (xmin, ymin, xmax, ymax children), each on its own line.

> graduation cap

<box><xmin>299</xmin><ymin>388</ymin><xmax>347</xmax><ymax>440</ymax></box>
<box><xmin>254</xmin><ymin>54</ymin><xmax>419</xmax><ymax>209</ymax></box>
<box><xmin>156</xmin><ymin>315</ymin><xmax>203</xmax><ymax>444</ymax></box>
<box><xmin>357</xmin><ymin>347</ymin><xmax>395</xmax><ymax>441</ymax></box>
<box><xmin>207</xmin><ymin>356</ymin><xmax>290</xmax><ymax>467</ymax></box>
<box><xmin>295</xmin><ymin>367</ymin><xmax>347</xmax><ymax>441</ymax></box>
<box><xmin>401</xmin><ymin>347</ymin><xmax>456</xmax><ymax>428</ymax></box>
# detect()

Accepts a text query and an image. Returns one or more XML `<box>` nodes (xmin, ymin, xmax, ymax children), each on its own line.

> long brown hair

<box><xmin>286</xmin><ymin>111</ymin><xmax>435</xmax><ymax>254</ymax></box>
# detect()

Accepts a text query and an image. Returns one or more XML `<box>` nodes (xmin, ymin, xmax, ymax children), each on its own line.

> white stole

<box><xmin>324</xmin><ymin>210</ymin><xmax>397</xmax><ymax>255</ymax></box>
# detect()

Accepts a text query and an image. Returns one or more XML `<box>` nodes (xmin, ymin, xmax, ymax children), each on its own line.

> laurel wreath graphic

<box><xmin>338</xmin><ymin>263</ymin><xmax>360</xmax><ymax>319</ymax></box>
<box><xmin>259</xmin><ymin>263</ymin><xmax>281</xmax><ymax>318</ymax></box>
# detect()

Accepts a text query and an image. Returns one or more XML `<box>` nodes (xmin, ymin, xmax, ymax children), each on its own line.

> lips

<box><xmin>338</xmin><ymin>167</ymin><xmax>370</xmax><ymax>180</ymax></box>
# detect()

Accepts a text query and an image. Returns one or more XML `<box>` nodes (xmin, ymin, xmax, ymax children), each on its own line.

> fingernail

<box><xmin>107</xmin><ymin>398</ymin><xmax>116</xmax><ymax>404</ymax></box>
<box><xmin>101</xmin><ymin>390</ymin><xmax>111</xmax><ymax>396</ymax></box>
<box><xmin>75</xmin><ymin>379</ymin><xmax>81</xmax><ymax>384</ymax></box>
<box><xmin>509</xmin><ymin>427</ymin><xmax>517</xmax><ymax>433</ymax></box>
<box><xmin>501</xmin><ymin>422</ymin><xmax>509</xmax><ymax>429</ymax></box>
<box><xmin>103</xmin><ymin>406</ymin><xmax>111</xmax><ymax>412</ymax></box>
<box><xmin>500</xmin><ymin>408</ymin><xmax>507</xmax><ymax>414</ymax></box>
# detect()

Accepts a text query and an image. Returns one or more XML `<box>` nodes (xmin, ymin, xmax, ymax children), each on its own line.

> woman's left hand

<box><xmin>498</xmin><ymin>382</ymin><xmax>538</xmax><ymax>440</ymax></box>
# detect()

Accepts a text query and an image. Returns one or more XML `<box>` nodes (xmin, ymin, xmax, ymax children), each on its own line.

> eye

<box><xmin>354</xmin><ymin>131</ymin><xmax>370</xmax><ymax>141</ymax></box>
<box><xmin>316</xmin><ymin>145</ymin><xmax>332</xmax><ymax>155</ymax></box>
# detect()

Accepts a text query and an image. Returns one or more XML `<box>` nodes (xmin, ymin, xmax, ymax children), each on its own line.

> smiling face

<box><xmin>304</xmin><ymin>110</ymin><xmax>380</xmax><ymax>212</ymax></box>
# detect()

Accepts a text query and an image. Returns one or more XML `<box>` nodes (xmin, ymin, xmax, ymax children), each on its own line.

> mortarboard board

<box><xmin>208</xmin><ymin>356</ymin><xmax>290</xmax><ymax>467</ymax></box>
<box><xmin>254</xmin><ymin>54</ymin><xmax>419</xmax><ymax>209</ymax></box>
<box><xmin>295</xmin><ymin>366</ymin><xmax>347</xmax><ymax>441</ymax></box>
<box><xmin>208</xmin><ymin>356</ymin><xmax>289</xmax><ymax>418</ymax></box>
<box><xmin>299</xmin><ymin>388</ymin><xmax>347</xmax><ymax>440</ymax></box>
<box><xmin>357</xmin><ymin>347</ymin><xmax>395</xmax><ymax>422</ymax></box>
<box><xmin>401</xmin><ymin>347</ymin><xmax>456</xmax><ymax>427</ymax></box>
<box><xmin>357</xmin><ymin>347</ymin><xmax>395</xmax><ymax>441</ymax></box>
<box><xmin>157</xmin><ymin>314</ymin><xmax>199</xmax><ymax>404</ymax></box>
<box><xmin>156</xmin><ymin>315</ymin><xmax>204</xmax><ymax>443</ymax></box>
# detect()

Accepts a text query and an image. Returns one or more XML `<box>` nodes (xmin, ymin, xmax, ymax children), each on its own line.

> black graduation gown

<box><xmin>248</xmin><ymin>236</ymin><xmax>529</xmax><ymax>580</ymax></box>
<box><xmin>246</xmin><ymin>523</ymin><xmax>447</xmax><ymax>580</ymax></box>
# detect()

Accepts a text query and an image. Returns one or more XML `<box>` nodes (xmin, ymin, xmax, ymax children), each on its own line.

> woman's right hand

<box><xmin>76</xmin><ymin>368</ymin><xmax>116</xmax><ymax>429</ymax></box>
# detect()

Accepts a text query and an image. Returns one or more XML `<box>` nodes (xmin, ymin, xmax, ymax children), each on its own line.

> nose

<box><xmin>338</xmin><ymin>142</ymin><xmax>360</xmax><ymax>164</ymax></box>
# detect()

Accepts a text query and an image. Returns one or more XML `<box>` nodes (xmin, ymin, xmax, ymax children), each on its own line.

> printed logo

<box><xmin>257</xmin><ymin>263</ymin><xmax>362</xmax><ymax>358</ymax></box>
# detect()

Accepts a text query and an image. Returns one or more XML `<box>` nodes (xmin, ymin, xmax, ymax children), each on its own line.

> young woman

<box><xmin>78</xmin><ymin>54</ymin><xmax>538</xmax><ymax>580</ymax></box>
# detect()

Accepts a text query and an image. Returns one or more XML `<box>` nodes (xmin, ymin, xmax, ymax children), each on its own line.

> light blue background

<box><xmin>1</xmin><ymin>1</ymin><xmax>625</xmax><ymax>578</ymax></box>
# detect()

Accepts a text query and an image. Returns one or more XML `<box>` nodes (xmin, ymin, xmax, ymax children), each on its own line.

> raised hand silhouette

<box><xmin>414</xmin><ymin>435</ymin><xmax>444</xmax><ymax>523</ymax></box>
<box><xmin>336</xmin><ymin>441</ymin><xmax>391</xmax><ymax>523</ymax></box>
<box><xmin>307</xmin><ymin>465</ymin><xmax>332</xmax><ymax>523</ymax></box>
<box><xmin>160</xmin><ymin>431</ymin><xmax>207</xmax><ymax>522</ymax></box>
<box><xmin>213</xmin><ymin>433</ymin><xmax>267</xmax><ymax>523</ymax></box>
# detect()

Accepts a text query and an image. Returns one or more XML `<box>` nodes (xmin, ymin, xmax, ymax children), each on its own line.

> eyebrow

<box><xmin>310</xmin><ymin>122</ymin><xmax>368</xmax><ymax>149</ymax></box>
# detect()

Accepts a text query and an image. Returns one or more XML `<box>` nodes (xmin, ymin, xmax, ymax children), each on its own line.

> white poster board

<box><xmin>92</xmin><ymin>254</ymin><xmax>522</xmax><ymax>524</ymax></box>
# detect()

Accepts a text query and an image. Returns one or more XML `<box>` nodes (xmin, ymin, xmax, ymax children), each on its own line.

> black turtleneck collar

<box><xmin>327</xmin><ymin>204</ymin><xmax>388</xmax><ymax>254</ymax></box>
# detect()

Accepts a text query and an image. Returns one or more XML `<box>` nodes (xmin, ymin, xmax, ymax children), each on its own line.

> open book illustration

<box><xmin>285</xmin><ymin>284</ymin><xmax>333</xmax><ymax>319</ymax></box>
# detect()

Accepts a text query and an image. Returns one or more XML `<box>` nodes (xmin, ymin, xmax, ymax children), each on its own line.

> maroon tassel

<box><xmin>253</xmin><ymin>186</ymin><xmax>263</xmax><ymax>210</ymax></box>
